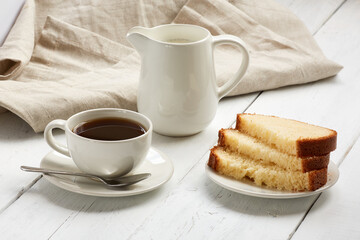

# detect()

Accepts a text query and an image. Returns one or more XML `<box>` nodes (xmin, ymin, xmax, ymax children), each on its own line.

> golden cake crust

<box><xmin>301</xmin><ymin>154</ymin><xmax>330</xmax><ymax>172</ymax></box>
<box><xmin>296</xmin><ymin>134</ymin><xmax>337</xmax><ymax>157</ymax></box>
<box><xmin>308</xmin><ymin>167</ymin><xmax>328</xmax><ymax>191</ymax></box>
<box><xmin>208</xmin><ymin>146</ymin><xmax>220</xmax><ymax>171</ymax></box>
<box><xmin>208</xmin><ymin>146</ymin><xmax>328</xmax><ymax>191</ymax></box>
<box><xmin>236</xmin><ymin>113</ymin><xmax>337</xmax><ymax>157</ymax></box>
<box><xmin>218</xmin><ymin>128</ymin><xmax>330</xmax><ymax>173</ymax></box>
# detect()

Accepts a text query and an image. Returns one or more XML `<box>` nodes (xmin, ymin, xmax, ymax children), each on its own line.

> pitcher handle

<box><xmin>212</xmin><ymin>35</ymin><xmax>250</xmax><ymax>99</ymax></box>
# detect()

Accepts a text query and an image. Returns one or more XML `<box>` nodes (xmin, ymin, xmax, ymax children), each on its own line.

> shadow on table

<box><xmin>203</xmin><ymin>177</ymin><xmax>326</xmax><ymax>217</ymax></box>
<box><xmin>28</xmin><ymin>178</ymin><xmax>166</xmax><ymax>213</ymax></box>
<box><xmin>0</xmin><ymin>111</ymin><xmax>41</xmax><ymax>141</ymax></box>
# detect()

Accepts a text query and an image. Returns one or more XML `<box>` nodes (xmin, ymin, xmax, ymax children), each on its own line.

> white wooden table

<box><xmin>1</xmin><ymin>0</ymin><xmax>359</xmax><ymax>239</ymax></box>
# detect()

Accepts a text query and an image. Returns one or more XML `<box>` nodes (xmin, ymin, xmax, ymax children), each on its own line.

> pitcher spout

<box><xmin>126</xmin><ymin>26</ymin><xmax>151</xmax><ymax>55</ymax></box>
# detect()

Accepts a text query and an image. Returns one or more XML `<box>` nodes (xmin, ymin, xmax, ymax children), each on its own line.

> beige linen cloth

<box><xmin>0</xmin><ymin>0</ymin><xmax>342</xmax><ymax>132</ymax></box>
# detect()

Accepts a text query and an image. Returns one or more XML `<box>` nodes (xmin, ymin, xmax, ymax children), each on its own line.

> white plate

<box><xmin>205</xmin><ymin>161</ymin><xmax>339</xmax><ymax>199</ymax></box>
<box><xmin>40</xmin><ymin>147</ymin><xmax>173</xmax><ymax>197</ymax></box>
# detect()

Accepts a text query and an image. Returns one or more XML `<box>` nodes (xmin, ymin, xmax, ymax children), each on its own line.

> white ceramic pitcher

<box><xmin>127</xmin><ymin>24</ymin><xmax>249</xmax><ymax>136</ymax></box>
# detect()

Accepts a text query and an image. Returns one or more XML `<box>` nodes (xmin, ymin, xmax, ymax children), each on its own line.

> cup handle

<box><xmin>44</xmin><ymin>119</ymin><xmax>71</xmax><ymax>157</ymax></box>
<box><xmin>212</xmin><ymin>35</ymin><xmax>250</xmax><ymax>99</ymax></box>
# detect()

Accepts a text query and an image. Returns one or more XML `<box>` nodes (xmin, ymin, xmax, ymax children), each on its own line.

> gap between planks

<box><xmin>47</xmin><ymin>200</ymin><xmax>96</xmax><ymax>240</ymax></box>
<box><xmin>312</xmin><ymin>0</ymin><xmax>347</xmax><ymax>35</ymax></box>
<box><xmin>0</xmin><ymin>175</ymin><xmax>42</xmax><ymax>215</ymax></box>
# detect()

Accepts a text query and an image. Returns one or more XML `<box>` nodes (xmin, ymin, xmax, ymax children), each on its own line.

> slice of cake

<box><xmin>236</xmin><ymin>114</ymin><xmax>337</xmax><ymax>157</ymax></box>
<box><xmin>208</xmin><ymin>114</ymin><xmax>337</xmax><ymax>192</ymax></box>
<box><xmin>218</xmin><ymin>129</ymin><xmax>330</xmax><ymax>173</ymax></box>
<box><xmin>208</xmin><ymin>146</ymin><xmax>328</xmax><ymax>191</ymax></box>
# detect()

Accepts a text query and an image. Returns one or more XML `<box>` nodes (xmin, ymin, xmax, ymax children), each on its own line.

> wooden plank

<box><xmin>277</xmin><ymin>0</ymin><xmax>345</xmax><ymax>34</ymax></box>
<box><xmin>0</xmin><ymin>112</ymin><xmax>48</xmax><ymax>212</ymax></box>
<box><xmin>0</xmin><ymin>180</ymin><xmax>97</xmax><ymax>239</ymax></box>
<box><xmin>292</xmin><ymin>136</ymin><xmax>360</xmax><ymax>239</ymax></box>
<box><xmin>0</xmin><ymin>0</ymin><xmax>25</xmax><ymax>45</ymax></box>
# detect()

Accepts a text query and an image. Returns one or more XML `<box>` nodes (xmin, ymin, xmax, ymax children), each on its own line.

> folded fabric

<box><xmin>0</xmin><ymin>0</ymin><xmax>342</xmax><ymax>132</ymax></box>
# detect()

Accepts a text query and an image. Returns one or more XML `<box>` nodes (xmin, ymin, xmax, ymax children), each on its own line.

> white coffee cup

<box><xmin>44</xmin><ymin>108</ymin><xmax>152</xmax><ymax>178</ymax></box>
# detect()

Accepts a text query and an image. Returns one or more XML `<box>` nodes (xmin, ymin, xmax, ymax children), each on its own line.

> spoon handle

<box><xmin>20</xmin><ymin>166</ymin><xmax>98</xmax><ymax>179</ymax></box>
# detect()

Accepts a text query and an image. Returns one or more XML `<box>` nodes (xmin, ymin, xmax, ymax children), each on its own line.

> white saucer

<box><xmin>40</xmin><ymin>147</ymin><xmax>174</xmax><ymax>197</ymax></box>
<box><xmin>205</xmin><ymin>161</ymin><xmax>339</xmax><ymax>199</ymax></box>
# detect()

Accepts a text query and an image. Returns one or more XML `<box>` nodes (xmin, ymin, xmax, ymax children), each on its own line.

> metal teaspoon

<box><xmin>20</xmin><ymin>166</ymin><xmax>151</xmax><ymax>187</ymax></box>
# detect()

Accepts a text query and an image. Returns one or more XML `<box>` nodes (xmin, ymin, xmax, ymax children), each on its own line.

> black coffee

<box><xmin>73</xmin><ymin>118</ymin><xmax>146</xmax><ymax>141</ymax></box>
